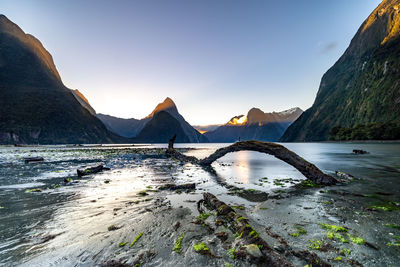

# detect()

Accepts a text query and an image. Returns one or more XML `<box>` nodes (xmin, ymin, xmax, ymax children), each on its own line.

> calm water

<box><xmin>0</xmin><ymin>142</ymin><xmax>399</xmax><ymax>266</ymax></box>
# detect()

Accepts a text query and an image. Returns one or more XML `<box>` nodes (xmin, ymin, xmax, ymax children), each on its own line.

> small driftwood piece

<box><xmin>159</xmin><ymin>183</ymin><xmax>196</xmax><ymax>191</ymax></box>
<box><xmin>24</xmin><ymin>157</ymin><xmax>44</xmax><ymax>163</ymax></box>
<box><xmin>77</xmin><ymin>165</ymin><xmax>110</xmax><ymax>177</ymax></box>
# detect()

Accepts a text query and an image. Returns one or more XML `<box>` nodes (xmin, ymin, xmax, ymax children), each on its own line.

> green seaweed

<box><xmin>334</xmin><ymin>256</ymin><xmax>342</xmax><ymax>261</ymax></box>
<box><xmin>308</xmin><ymin>239</ymin><xmax>323</xmax><ymax>250</ymax></box>
<box><xmin>173</xmin><ymin>232</ymin><xmax>185</xmax><ymax>253</ymax></box>
<box><xmin>232</xmin><ymin>205</ymin><xmax>245</xmax><ymax>210</ymax></box>
<box><xmin>386</xmin><ymin>241</ymin><xmax>400</xmax><ymax>247</ymax></box>
<box><xmin>193</xmin><ymin>242</ymin><xmax>209</xmax><ymax>253</ymax></box>
<box><xmin>326</xmin><ymin>231</ymin><xmax>348</xmax><ymax>243</ymax></box>
<box><xmin>228</xmin><ymin>247</ymin><xmax>236</xmax><ymax>259</ymax></box>
<box><xmin>290</xmin><ymin>226</ymin><xmax>307</xmax><ymax>237</ymax></box>
<box><xmin>249</xmin><ymin>230</ymin><xmax>259</xmax><ymax>238</ymax></box>
<box><xmin>300</xmin><ymin>180</ymin><xmax>319</xmax><ymax>188</ymax></box>
<box><xmin>347</xmin><ymin>234</ymin><xmax>365</xmax><ymax>244</ymax></box>
<box><xmin>235</xmin><ymin>216</ymin><xmax>245</xmax><ymax>222</ymax></box>
<box><xmin>119</xmin><ymin>241</ymin><xmax>128</xmax><ymax>247</ymax></box>
<box><xmin>340</xmin><ymin>248</ymin><xmax>351</xmax><ymax>256</ymax></box>
<box><xmin>129</xmin><ymin>232</ymin><xmax>143</xmax><ymax>248</ymax></box>
<box><xmin>25</xmin><ymin>188</ymin><xmax>42</xmax><ymax>193</ymax></box>
<box><xmin>319</xmin><ymin>223</ymin><xmax>347</xmax><ymax>232</ymax></box>
<box><xmin>197</xmin><ymin>213</ymin><xmax>212</xmax><ymax>220</ymax></box>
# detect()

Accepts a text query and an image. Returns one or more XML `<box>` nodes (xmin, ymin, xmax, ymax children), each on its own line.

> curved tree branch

<box><xmin>166</xmin><ymin>140</ymin><xmax>337</xmax><ymax>186</ymax></box>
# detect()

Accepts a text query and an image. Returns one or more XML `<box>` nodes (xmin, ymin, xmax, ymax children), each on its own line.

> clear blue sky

<box><xmin>1</xmin><ymin>0</ymin><xmax>381</xmax><ymax>125</ymax></box>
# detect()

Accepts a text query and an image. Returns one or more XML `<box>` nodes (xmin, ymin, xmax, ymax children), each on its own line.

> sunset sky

<box><xmin>2</xmin><ymin>0</ymin><xmax>381</xmax><ymax>125</ymax></box>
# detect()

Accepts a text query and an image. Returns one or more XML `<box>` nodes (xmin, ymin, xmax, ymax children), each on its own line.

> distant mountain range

<box><xmin>281</xmin><ymin>0</ymin><xmax>400</xmax><ymax>141</ymax></box>
<box><xmin>0</xmin><ymin>15</ymin><xmax>125</xmax><ymax>144</ymax></box>
<box><xmin>97</xmin><ymin>97</ymin><xmax>208</xmax><ymax>143</ymax></box>
<box><xmin>197</xmin><ymin>107</ymin><xmax>302</xmax><ymax>142</ymax></box>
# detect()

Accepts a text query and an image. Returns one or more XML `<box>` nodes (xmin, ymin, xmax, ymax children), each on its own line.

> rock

<box><xmin>215</xmin><ymin>231</ymin><xmax>228</xmax><ymax>241</ymax></box>
<box><xmin>246</xmin><ymin>244</ymin><xmax>263</xmax><ymax>258</ymax></box>
<box><xmin>353</xmin><ymin>149</ymin><xmax>369</xmax><ymax>154</ymax></box>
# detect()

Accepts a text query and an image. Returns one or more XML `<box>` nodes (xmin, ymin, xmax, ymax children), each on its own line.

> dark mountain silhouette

<box><xmin>98</xmin><ymin>97</ymin><xmax>209</xmax><ymax>142</ymax></box>
<box><xmin>0</xmin><ymin>15</ymin><xmax>126</xmax><ymax>144</ymax></box>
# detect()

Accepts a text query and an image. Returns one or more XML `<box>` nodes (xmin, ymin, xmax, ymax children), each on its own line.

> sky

<box><xmin>1</xmin><ymin>0</ymin><xmax>381</xmax><ymax>125</ymax></box>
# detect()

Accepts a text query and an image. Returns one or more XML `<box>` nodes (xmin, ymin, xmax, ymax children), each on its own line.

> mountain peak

<box><xmin>145</xmin><ymin>97</ymin><xmax>178</xmax><ymax>119</ymax></box>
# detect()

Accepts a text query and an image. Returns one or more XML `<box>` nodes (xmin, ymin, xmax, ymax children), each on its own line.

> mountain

<box><xmin>134</xmin><ymin>111</ymin><xmax>189</xmax><ymax>143</ymax></box>
<box><xmin>281</xmin><ymin>0</ymin><xmax>400</xmax><ymax>141</ymax></box>
<box><xmin>97</xmin><ymin>97</ymin><xmax>209</xmax><ymax>142</ymax></box>
<box><xmin>0</xmin><ymin>15</ymin><xmax>125</xmax><ymax>144</ymax></box>
<box><xmin>96</xmin><ymin>114</ymin><xmax>145</xmax><ymax>138</ymax></box>
<box><xmin>193</xmin><ymin>124</ymin><xmax>222</xmax><ymax>134</ymax></box>
<box><xmin>204</xmin><ymin>107</ymin><xmax>302</xmax><ymax>142</ymax></box>
<box><xmin>71</xmin><ymin>89</ymin><xmax>96</xmax><ymax>115</ymax></box>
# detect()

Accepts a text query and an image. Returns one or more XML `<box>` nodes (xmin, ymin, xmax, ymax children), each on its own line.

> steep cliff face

<box><xmin>0</xmin><ymin>15</ymin><xmax>125</xmax><ymax>144</ymax></box>
<box><xmin>281</xmin><ymin>0</ymin><xmax>400</xmax><ymax>141</ymax></box>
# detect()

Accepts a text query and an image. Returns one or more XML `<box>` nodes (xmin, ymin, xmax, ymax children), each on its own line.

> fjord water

<box><xmin>0</xmin><ymin>143</ymin><xmax>399</xmax><ymax>266</ymax></box>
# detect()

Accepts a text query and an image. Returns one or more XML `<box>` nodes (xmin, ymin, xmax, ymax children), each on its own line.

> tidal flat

<box><xmin>0</xmin><ymin>143</ymin><xmax>399</xmax><ymax>266</ymax></box>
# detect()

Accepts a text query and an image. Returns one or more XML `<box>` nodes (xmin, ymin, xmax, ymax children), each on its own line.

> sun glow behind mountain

<box><xmin>228</xmin><ymin>115</ymin><xmax>248</xmax><ymax>126</ymax></box>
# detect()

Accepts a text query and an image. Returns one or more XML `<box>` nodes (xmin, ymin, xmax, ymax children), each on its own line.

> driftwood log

<box><xmin>166</xmin><ymin>139</ymin><xmax>337</xmax><ymax>186</ymax></box>
<box><xmin>201</xmin><ymin>193</ymin><xmax>293</xmax><ymax>266</ymax></box>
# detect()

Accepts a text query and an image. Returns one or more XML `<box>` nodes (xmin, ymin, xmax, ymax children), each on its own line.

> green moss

<box><xmin>129</xmin><ymin>232</ymin><xmax>143</xmax><ymax>248</ymax></box>
<box><xmin>232</xmin><ymin>205</ymin><xmax>245</xmax><ymax>210</ymax></box>
<box><xmin>369</xmin><ymin>203</ymin><xmax>400</xmax><ymax>211</ymax></box>
<box><xmin>259</xmin><ymin>207</ymin><xmax>268</xmax><ymax>210</ymax></box>
<box><xmin>308</xmin><ymin>239</ymin><xmax>323</xmax><ymax>250</ymax></box>
<box><xmin>347</xmin><ymin>234</ymin><xmax>365</xmax><ymax>244</ymax></box>
<box><xmin>334</xmin><ymin>256</ymin><xmax>342</xmax><ymax>261</ymax></box>
<box><xmin>323</xmin><ymin>201</ymin><xmax>333</xmax><ymax>205</ymax></box>
<box><xmin>25</xmin><ymin>188</ymin><xmax>42</xmax><ymax>193</ymax></box>
<box><xmin>228</xmin><ymin>247</ymin><xmax>236</xmax><ymax>259</ymax></box>
<box><xmin>224</xmin><ymin>263</ymin><xmax>234</xmax><ymax>267</ymax></box>
<box><xmin>119</xmin><ymin>241</ymin><xmax>128</xmax><ymax>247</ymax></box>
<box><xmin>193</xmin><ymin>242</ymin><xmax>209</xmax><ymax>253</ymax></box>
<box><xmin>290</xmin><ymin>226</ymin><xmax>307</xmax><ymax>237</ymax></box>
<box><xmin>235</xmin><ymin>216</ymin><xmax>245</xmax><ymax>222</ymax></box>
<box><xmin>197</xmin><ymin>213</ymin><xmax>212</xmax><ymax>220</ymax></box>
<box><xmin>340</xmin><ymin>248</ymin><xmax>351</xmax><ymax>256</ymax></box>
<box><xmin>386</xmin><ymin>241</ymin><xmax>400</xmax><ymax>247</ymax></box>
<box><xmin>173</xmin><ymin>232</ymin><xmax>185</xmax><ymax>253</ymax></box>
<box><xmin>249</xmin><ymin>230</ymin><xmax>259</xmax><ymax>238</ymax></box>
<box><xmin>326</xmin><ymin>231</ymin><xmax>348</xmax><ymax>243</ymax></box>
<box><xmin>300</xmin><ymin>180</ymin><xmax>319</xmax><ymax>188</ymax></box>
<box><xmin>319</xmin><ymin>223</ymin><xmax>347</xmax><ymax>232</ymax></box>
